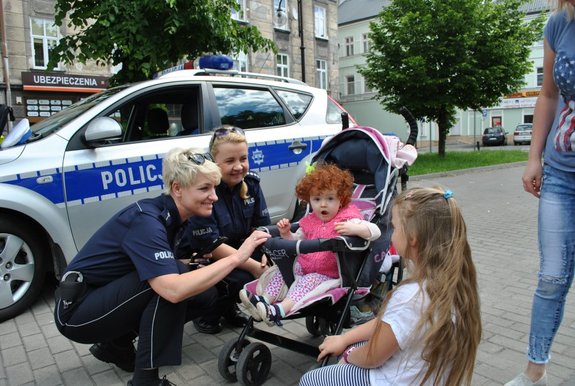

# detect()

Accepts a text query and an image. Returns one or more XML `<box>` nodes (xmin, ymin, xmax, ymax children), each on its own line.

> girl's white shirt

<box><xmin>369</xmin><ymin>281</ymin><xmax>440</xmax><ymax>386</ymax></box>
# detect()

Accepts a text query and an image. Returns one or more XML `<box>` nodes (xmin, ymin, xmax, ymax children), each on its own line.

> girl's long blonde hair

<box><xmin>367</xmin><ymin>187</ymin><xmax>481</xmax><ymax>386</ymax></box>
<box><xmin>555</xmin><ymin>0</ymin><xmax>574</xmax><ymax>20</ymax></box>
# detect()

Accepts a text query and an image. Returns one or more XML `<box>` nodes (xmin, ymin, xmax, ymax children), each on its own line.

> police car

<box><xmin>0</xmin><ymin>61</ymin><xmax>355</xmax><ymax>321</ymax></box>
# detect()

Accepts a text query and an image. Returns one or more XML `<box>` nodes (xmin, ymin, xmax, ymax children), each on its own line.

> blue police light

<box><xmin>198</xmin><ymin>55</ymin><xmax>234</xmax><ymax>70</ymax></box>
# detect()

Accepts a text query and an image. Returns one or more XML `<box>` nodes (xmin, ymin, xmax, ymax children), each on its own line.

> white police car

<box><xmin>0</xmin><ymin>63</ymin><xmax>355</xmax><ymax>321</ymax></box>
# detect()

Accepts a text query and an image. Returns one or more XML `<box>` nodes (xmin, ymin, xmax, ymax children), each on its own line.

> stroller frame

<box><xmin>217</xmin><ymin>109</ymin><xmax>418</xmax><ymax>386</ymax></box>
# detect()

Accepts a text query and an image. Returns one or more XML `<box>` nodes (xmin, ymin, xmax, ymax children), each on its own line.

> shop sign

<box><xmin>22</xmin><ymin>71</ymin><xmax>109</xmax><ymax>93</ymax></box>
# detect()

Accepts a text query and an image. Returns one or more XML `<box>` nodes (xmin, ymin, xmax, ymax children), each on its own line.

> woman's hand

<box><xmin>522</xmin><ymin>159</ymin><xmax>543</xmax><ymax>198</ymax></box>
<box><xmin>317</xmin><ymin>335</ymin><xmax>348</xmax><ymax>362</ymax></box>
<box><xmin>236</xmin><ymin>230</ymin><xmax>270</xmax><ymax>264</ymax></box>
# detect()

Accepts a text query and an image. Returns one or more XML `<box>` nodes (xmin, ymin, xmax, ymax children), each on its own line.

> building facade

<box><xmin>0</xmin><ymin>0</ymin><xmax>340</xmax><ymax>123</ymax></box>
<box><xmin>338</xmin><ymin>0</ymin><xmax>548</xmax><ymax>143</ymax></box>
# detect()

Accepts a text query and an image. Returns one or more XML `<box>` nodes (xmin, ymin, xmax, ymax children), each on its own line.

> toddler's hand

<box><xmin>334</xmin><ymin>221</ymin><xmax>359</xmax><ymax>236</ymax></box>
<box><xmin>277</xmin><ymin>218</ymin><xmax>291</xmax><ymax>237</ymax></box>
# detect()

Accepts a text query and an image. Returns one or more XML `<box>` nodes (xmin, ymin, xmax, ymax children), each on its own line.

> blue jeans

<box><xmin>529</xmin><ymin>164</ymin><xmax>575</xmax><ymax>363</ymax></box>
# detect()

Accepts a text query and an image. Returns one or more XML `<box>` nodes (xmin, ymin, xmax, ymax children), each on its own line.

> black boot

<box><xmin>193</xmin><ymin>317</ymin><xmax>223</xmax><ymax>334</ymax></box>
<box><xmin>90</xmin><ymin>340</ymin><xmax>136</xmax><ymax>372</ymax></box>
<box><xmin>222</xmin><ymin>303</ymin><xmax>249</xmax><ymax>327</ymax></box>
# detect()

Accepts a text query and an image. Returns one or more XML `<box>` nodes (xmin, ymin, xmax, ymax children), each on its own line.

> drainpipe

<box><xmin>297</xmin><ymin>0</ymin><xmax>305</xmax><ymax>83</ymax></box>
<box><xmin>0</xmin><ymin>0</ymin><xmax>13</xmax><ymax>131</ymax></box>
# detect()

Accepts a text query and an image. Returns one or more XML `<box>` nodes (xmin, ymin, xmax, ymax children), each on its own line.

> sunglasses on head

<box><xmin>209</xmin><ymin>126</ymin><xmax>246</xmax><ymax>149</ymax></box>
<box><xmin>186</xmin><ymin>152</ymin><xmax>213</xmax><ymax>165</ymax></box>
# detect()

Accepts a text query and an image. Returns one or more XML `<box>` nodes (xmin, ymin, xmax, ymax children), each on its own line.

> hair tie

<box><xmin>443</xmin><ymin>190</ymin><xmax>453</xmax><ymax>200</ymax></box>
<box><xmin>305</xmin><ymin>162</ymin><xmax>315</xmax><ymax>174</ymax></box>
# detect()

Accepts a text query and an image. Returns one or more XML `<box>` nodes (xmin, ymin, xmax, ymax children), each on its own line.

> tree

<box><xmin>49</xmin><ymin>0</ymin><xmax>276</xmax><ymax>85</ymax></box>
<box><xmin>359</xmin><ymin>0</ymin><xmax>545</xmax><ymax>157</ymax></box>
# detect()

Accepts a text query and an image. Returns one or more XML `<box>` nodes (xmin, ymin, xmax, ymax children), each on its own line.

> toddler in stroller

<box><xmin>240</xmin><ymin>163</ymin><xmax>381</xmax><ymax>326</ymax></box>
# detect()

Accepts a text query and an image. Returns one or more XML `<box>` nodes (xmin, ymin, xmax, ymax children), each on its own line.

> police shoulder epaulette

<box><xmin>245</xmin><ymin>171</ymin><xmax>261</xmax><ymax>182</ymax></box>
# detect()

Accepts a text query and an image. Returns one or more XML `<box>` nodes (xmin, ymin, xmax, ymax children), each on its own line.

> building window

<box><xmin>233</xmin><ymin>52</ymin><xmax>248</xmax><ymax>72</ymax></box>
<box><xmin>316</xmin><ymin>59</ymin><xmax>327</xmax><ymax>89</ymax></box>
<box><xmin>31</xmin><ymin>18</ymin><xmax>59</xmax><ymax>69</ymax></box>
<box><xmin>314</xmin><ymin>5</ymin><xmax>327</xmax><ymax>38</ymax></box>
<box><xmin>345</xmin><ymin>37</ymin><xmax>354</xmax><ymax>57</ymax></box>
<box><xmin>362</xmin><ymin>33</ymin><xmax>370</xmax><ymax>53</ymax></box>
<box><xmin>231</xmin><ymin>0</ymin><xmax>246</xmax><ymax>21</ymax></box>
<box><xmin>363</xmin><ymin>76</ymin><xmax>371</xmax><ymax>93</ymax></box>
<box><xmin>273</xmin><ymin>0</ymin><xmax>289</xmax><ymax>30</ymax></box>
<box><xmin>536</xmin><ymin>67</ymin><xmax>543</xmax><ymax>87</ymax></box>
<box><xmin>346</xmin><ymin>75</ymin><xmax>355</xmax><ymax>95</ymax></box>
<box><xmin>276</xmin><ymin>53</ymin><xmax>289</xmax><ymax>78</ymax></box>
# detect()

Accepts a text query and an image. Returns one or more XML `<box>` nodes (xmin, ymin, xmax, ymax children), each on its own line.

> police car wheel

<box><xmin>218</xmin><ymin>338</ymin><xmax>250</xmax><ymax>382</ymax></box>
<box><xmin>0</xmin><ymin>216</ymin><xmax>47</xmax><ymax>322</ymax></box>
<box><xmin>236</xmin><ymin>342</ymin><xmax>271</xmax><ymax>386</ymax></box>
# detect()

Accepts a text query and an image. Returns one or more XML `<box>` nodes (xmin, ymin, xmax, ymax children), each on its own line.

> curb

<box><xmin>408</xmin><ymin>161</ymin><xmax>528</xmax><ymax>181</ymax></box>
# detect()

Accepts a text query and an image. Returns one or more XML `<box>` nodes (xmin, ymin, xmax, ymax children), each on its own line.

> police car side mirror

<box><xmin>84</xmin><ymin>117</ymin><xmax>123</xmax><ymax>147</ymax></box>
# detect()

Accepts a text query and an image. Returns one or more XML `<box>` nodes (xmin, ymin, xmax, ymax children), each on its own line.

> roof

<box><xmin>520</xmin><ymin>0</ymin><xmax>549</xmax><ymax>14</ymax></box>
<box><xmin>338</xmin><ymin>0</ymin><xmax>549</xmax><ymax>25</ymax></box>
<box><xmin>338</xmin><ymin>0</ymin><xmax>389</xmax><ymax>25</ymax></box>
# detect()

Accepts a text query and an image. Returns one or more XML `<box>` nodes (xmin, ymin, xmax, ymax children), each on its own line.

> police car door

<box><xmin>62</xmin><ymin>84</ymin><xmax>211</xmax><ymax>250</ymax></box>
<box><xmin>210</xmin><ymin>83</ymin><xmax>339</xmax><ymax>223</ymax></box>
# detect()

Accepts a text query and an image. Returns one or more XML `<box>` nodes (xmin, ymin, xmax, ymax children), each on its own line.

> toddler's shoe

<box><xmin>504</xmin><ymin>372</ymin><xmax>547</xmax><ymax>386</ymax></box>
<box><xmin>256</xmin><ymin>302</ymin><xmax>283</xmax><ymax>327</ymax></box>
<box><xmin>239</xmin><ymin>289</ymin><xmax>265</xmax><ymax>321</ymax></box>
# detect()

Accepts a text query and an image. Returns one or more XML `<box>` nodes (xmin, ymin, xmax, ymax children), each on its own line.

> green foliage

<box><xmin>359</xmin><ymin>0</ymin><xmax>545</xmax><ymax>156</ymax></box>
<box><xmin>48</xmin><ymin>0</ymin><xmax>276</xmax><ymax>85</ymax></box>
<box><xmin>409</xmin><ymin>150</ymin><xmax>528</xmax><ymax>176</ymax></box>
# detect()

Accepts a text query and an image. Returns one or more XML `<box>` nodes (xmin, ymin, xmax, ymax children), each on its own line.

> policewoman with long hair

<box><xmin>177</xmin><ymin>126</ymin><xmax>272</xmax><ymax>333</ymax></box>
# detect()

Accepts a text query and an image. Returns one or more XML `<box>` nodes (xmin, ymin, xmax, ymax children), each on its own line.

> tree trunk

<box><xmin>437</xmin><ymin>109</ymin><xmax>449</xmax><ymax>158</ymax></box>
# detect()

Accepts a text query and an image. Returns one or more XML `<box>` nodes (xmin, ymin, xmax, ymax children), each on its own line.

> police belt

<box><xmin>55</xmin><ymin>271</ymin><xmax>87</xmax><ymax>309</ymax></box>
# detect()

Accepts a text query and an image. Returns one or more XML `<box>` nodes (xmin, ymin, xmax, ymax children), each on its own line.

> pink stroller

<box><xmin>217</xmin><ymin>108</ymin><xmax>418</xmax><ymax>386</ymax></box>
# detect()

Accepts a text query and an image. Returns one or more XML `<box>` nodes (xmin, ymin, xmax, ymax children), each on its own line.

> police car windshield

<box><xmin>30</xmin><ymin>86</ymin><xmax>128</xmax><ymax>138</ymax></box>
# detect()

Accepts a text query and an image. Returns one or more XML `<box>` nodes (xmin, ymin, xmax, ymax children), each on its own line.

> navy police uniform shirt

<box><xmin>177</xmin><ymin>172</ymin><xmax>271</xmax><ymax>255</ymax></box>
<box><xmin>64</xmin><ymin>194</ymin><xmax>184</xmax><ymax>287</ymax></box>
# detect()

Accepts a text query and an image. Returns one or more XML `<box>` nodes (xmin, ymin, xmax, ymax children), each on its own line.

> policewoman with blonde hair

<box><xmin>177</xmin><ymin>126</ymin><xmax>272</xmax><ymax>333</ymax></box>
<box><xmin>54</xmin><ymin>147</ymin><xmax>270</xmax><ymax>386</ymax></box>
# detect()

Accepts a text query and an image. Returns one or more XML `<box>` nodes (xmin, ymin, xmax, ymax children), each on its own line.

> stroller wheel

<box><xmin>237</xmin><ymin>342</ymin><xmax>272</xmax><ymax>386</ymax></box>
<box><xmin>305</xmin><ymin>315</ymin><xmax>322</xmax><ymax>337</ymax></box>
<box><xmin>319</xmin><ymin>318</ymin><xmax>338</xmax><ymax>336</ymax></box>
<box><xmin>218</xmin><ymin>338</ymin><xmax>250</xmax><ymax>382</ymax></box>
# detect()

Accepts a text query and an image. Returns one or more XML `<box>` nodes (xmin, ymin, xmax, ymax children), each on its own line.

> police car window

<box><xmin>213</xmin><ymin>86</ymin><xmax>286</xmax><ymax>129</ymax></box>
<box><xmin>326</xmin><ymin>97</ymin><xmax>347</xmax><ymax>124</ymax></box>
<box><xmin>275</xmin><ymin>90</ymin><xmax>312</xmax><ymax>120</ymax></box>
<box><xmin>102</xmin><ymin>88</ymin><xmax>201</xmax><ymax>142</ymax></box>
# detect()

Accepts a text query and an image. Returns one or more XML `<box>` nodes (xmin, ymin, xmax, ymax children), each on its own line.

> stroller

<box><xmin>217</xmin><ymin>108</ymin><xmax>418</xmax><ymax>386</ymax></box>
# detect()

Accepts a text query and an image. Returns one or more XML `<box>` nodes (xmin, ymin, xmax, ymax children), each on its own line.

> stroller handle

<box><xmin>399</xmin><ymin>106</ymin><xmax>418</xmax><ymax>146</ymax></box>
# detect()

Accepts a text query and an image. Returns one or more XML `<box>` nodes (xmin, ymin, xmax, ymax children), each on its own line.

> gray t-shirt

<box><xmin>543</xmin><ymin>10</ymin><xmax>575</xmax><ymax>170</ymax></box>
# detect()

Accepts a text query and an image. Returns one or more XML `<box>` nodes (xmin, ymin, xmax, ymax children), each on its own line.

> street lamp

<box><xmin>274</xmin><ymin>0</ymin><xmax>305</xmax><ymax>83</ymax></box>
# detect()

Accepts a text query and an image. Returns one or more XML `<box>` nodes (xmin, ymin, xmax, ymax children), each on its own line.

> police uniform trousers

<box><xmin>203</xmin><ymin>267</ymin><xmax>253</xmax><ymax>323</ymax></box>
<box><xmin>54</xmin><ymin>263</ymin><xmax>218</xmax><ymax>369</ymax></box>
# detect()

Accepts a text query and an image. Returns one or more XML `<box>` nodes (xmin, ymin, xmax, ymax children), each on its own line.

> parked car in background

<box><xmin>0</xmin><ymin>60</ymin><xmax>356</xmax><ymax>322</ymax></box>
<box><xmin>513</xmin><ymin>123</ymin><xmax>532</xmax><ymax>145</ymax></box>
<box><xmin>482</xmin><ymin>127</ymin><xmax>508</xmax><ymax>146</ymax></box>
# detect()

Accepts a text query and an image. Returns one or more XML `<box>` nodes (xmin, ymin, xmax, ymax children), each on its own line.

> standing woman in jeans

<box><xmin>506</xmin><ymin>2</ymin><xmax>575</xmax><ymax>385</ymax></box>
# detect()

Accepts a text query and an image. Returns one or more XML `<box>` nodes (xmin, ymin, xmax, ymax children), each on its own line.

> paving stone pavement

<box><xmin>1</xmin><ymin>163</ymin><xmax>575</xmax><ymax>386</ymax></box>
